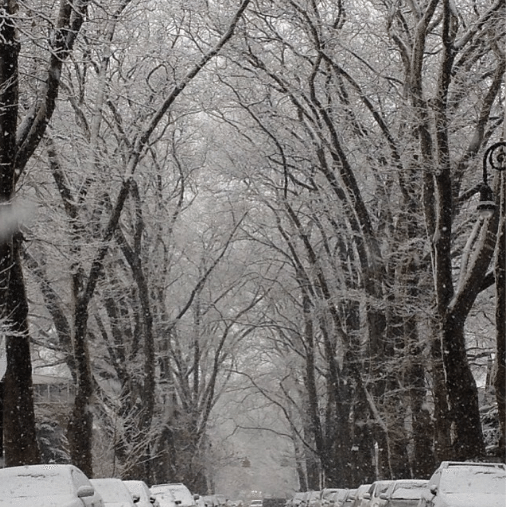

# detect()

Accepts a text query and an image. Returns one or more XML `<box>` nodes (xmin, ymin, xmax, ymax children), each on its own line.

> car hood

<box><xmin>0</xmin><ymin>494</ymin><xmax>81</xmax><ymax>507</ymax></box>
<box><xmin>438</xmin><ymin>493</ymin><xmax>505</xmax><ymax>507</ymax></box>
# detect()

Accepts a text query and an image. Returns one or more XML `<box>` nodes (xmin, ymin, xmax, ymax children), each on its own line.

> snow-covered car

<box><xmin>333</xmin><ymin>489</ymin><xmax>350</xmax><ymax>507</ymax></box>
<box><xmin>417</xmin><ymin>461</ymin><xmax>506</xmax><ymax>507</ymax></box>
<box><xmin>342</xmin><ymin>490</ymin><xmax>357</xmax><ymax>507</ymax></box>
<box><xmin>318</xmin><ymin>490</ymin><xmax>344</xmax><ymax>507</ymax></box>
<box><xmin>0</xmin><ymin>463</ymin><xmax>104</xmax><ymax>507</ymax></box>
<box><xmin>198</xmin><ymin>496</ymin><xmax>218</xmax><ymax>507</ymax></box>
<box><xmin>291</xmin><ymin>493</ymin><xmax>307</xmax><ymax>507</ymax></box>
<box><xmin>363</xmin><ymin>481</ymin><xmax>395</xmax><ymax>507</ymax></box>
<box><xmin>123</xmin><ymin>480</ymin><xmax>160</xmax><ymax>507</ymax></box>
<box><xmin>380</xmin><ymin>480</ymin><xmax>428</xmax><ymax>507</ymax></box>
<box><xmin>150</xmin><ymin>486</ymin><xmax>178</xmax><ymax>507</ymax></box>
<box><xmin>90</xmin><ymin>478</ymin><xmax>136</xmax><ymax>507</ymax></box>
<box><xmin>250</xmin><ymin>501</ymin><xmax>263</xmax><ymax>507</ymax></box>
<box><xmin>151</xmin><ymin>484</ymin><xmax>196</xmax><ymax>507</ymax></box>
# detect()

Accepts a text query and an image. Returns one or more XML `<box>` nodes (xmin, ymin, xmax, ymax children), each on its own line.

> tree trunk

<box><xmin>494</xmin><ymin>174</ymin><xmax>505</xmax><ymax>461</ymax></box>
<box><xmin>2</xmin><ymin>234</ymin><xmax>41</xmax><ymax>465</ymax></box>
<box><xmin>442</xmin><ymin>319</ymin><xmax>485</xmax><ymax>459</ymax></box>
<box><xmin>0</xmin><ymin>0</ymin><xmax>40</xmax><ymax>465</ymax></box>
<box><xmin>67</xmin><ymin>298</ymin><xmax>94</xmax><ymax>477</ymax></box>
<box><xmin>350</xmin><ymin>382</ymin><xmax>375</xmax><ymax>486</ymax></box>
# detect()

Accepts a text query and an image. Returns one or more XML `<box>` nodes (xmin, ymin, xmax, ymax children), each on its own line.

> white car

<box><xmin>150</xmin><ymin>486</ymin><xmax>178</xmax><ymax>507</ymax></box>
<box><xmin>351</xmin><ymin>484</ymin><xmax>371</xmax><ymax>507</ymax></box>
<box><xmin>0</xmin><ymin>463</ymin><xmax>104</xmax><ymax>507</ymax></box>
<box><xmin>363</xmin><ymin>481</ymin><xmax>395</xmax><ymax>507</ymax></box>
<box><xmin>417</xmin><ymin>461</ymin><xmax>506</xmax><ymax>507</ymax></box>
<box><xmin>123</xmin><ymin>480</ymin><xmax>160</xmax><ymax>507</ymax></box>
<box><xmin>380</xmin><ymin>480</ymin><xmax>428</xmax><ymax>507</ymax></box>
<box><xmin>151</xmin><ymin>484</ymin><xmax>196</xmax><ymax>507</ymax></box>
<box><xmin>90</xmin><ymin>478</ymin><xmax>136</xmax><ymax>507</ymax></box>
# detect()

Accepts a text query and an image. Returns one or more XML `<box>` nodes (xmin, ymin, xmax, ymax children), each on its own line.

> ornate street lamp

<box><xmin>477</xmin><ymin>142</ymin><xmax>506</xmax><ymax>217</ymax></box>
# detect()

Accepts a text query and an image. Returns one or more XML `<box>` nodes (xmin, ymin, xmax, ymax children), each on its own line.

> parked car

<box><xmin>350</xmin><ymin>485</ymin><xmax>371</xmax><ymax>507</ymax></box>
<box><xmin>332</xmin><ymin>490</ymin><xmax>349</xmax><ymax>507</ymax></box>
<box><xmin>150</xmin><ymin>487</ymin><xmax>177</xmax><ymax>507</ymax></box>
<box><xmin>91</xmin><ymin>478</ymin><xmax>136</xmax><ymax>507</ymax></box>
<box><xmin>213</xmin><ymin>496</ymin><xmax>229</xmax><ymax>507</ymax></box>
<box><xmin>342</xmin><ymin>489</ymin><xmax>357</xmax><ymax>507</ymax></box>
<box><xmin>363</xmin><ymin>481</ymin><xmax>395</xmax><ymax>507</ymax></box>
<box><xmin>307</xmin><ymin>492</ymin><xmax>321</xmax><ymax>507</ymax></box>
<box><xmin>151</xmin><ymin>484</ymin><xmax>197</xmax><ymax>507</ymax></box>
<box><xmin>123</xmin><ymin>480</ymin><xmax>160</xmax><ymax>507</ymax></box>
<box><xmin>298</xmin><ymin>492</ymin><xmax>317</xmax><ymax>507</ymax></box>
<box><xmin>0</xmin><ymin>463</ymin><xmax>104</xmax><ymax>507</ymax></box>
<box><xmin>250</xmin><ymin>501</ymin><xmax>263</xmax><ymax>507</ymax></box>
<box><xmin>319</xmin><ymin>489</ymin><xmax>344</xmax><ymax>507</ymax></box>
<box><xmin>380</xmin><ymin>480</ymin><xmax>428</xmax><ymax>507</ymax></box>
<box><xmin>199</xmin><ymin>496</ymin><xmax>219</xmax><ymax>507</ymax></box>
<box><xmin>291</xmin><ymin>493</ymin><xmax>306</xmax><ymax>507</ymax></box>
<box><xmin>151</xmin><ymin>484</ymin><xmax>196</xmax><ymax>507</ymax></box>
<box><xmin>417</xmin><ymin>461</ymin><xmax>506</xmax><ymax>507</ymax></box>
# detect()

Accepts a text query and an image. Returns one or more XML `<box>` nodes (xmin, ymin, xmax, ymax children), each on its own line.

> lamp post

<box><xmin>477</xmin><ymin>141</ymin><xmax>506</xmax><ymax>460</ymax></box>
<box><xmin>477</xmin><ymin>142</ymin><xmax>506</xmax><ymax>217</ymax></box>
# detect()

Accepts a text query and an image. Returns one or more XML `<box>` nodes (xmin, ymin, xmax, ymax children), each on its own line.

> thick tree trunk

<box><xmin>0</xmin><ymin>0</ymin><xmax>39</xmax><ymax>467</ymax></box>
<box><xmin>494</xmin><ymin>177</ymin><xmax>505</xmax><ymax>461</ymax></box>
<box><xmin>3</xmin><ymin>235</ymin><xmax>40</xmax><ymax>465</ymax></box>
<box><xmin>442</xmin><ymin>320</ymin><xmax>485</xmax><ymax>459</ymax></box>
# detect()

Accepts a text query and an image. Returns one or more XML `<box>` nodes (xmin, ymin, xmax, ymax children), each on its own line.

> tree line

<box><xmin>0</xmin><ymin>0</ymin><xmax>504</xmax><ymax>492</ymax></box>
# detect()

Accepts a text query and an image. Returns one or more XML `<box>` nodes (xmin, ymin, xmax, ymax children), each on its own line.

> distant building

<box><xmin>32</xmin><ymin>374</ymin><xmax>75</xmax><ymax>405</ymax></box>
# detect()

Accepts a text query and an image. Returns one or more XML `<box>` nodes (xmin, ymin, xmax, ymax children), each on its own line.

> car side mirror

<box><xmin>194</xmin><ymin>495</ymin><xmax>201</xmax><ymax>500</ymax></box>
<box><xmin>379</xmin><ymin>494</ymin><xmax>387</xmax><ymax>500</ymax></box>
<box><xmin>132</xmin><ymin>494</ymin><xmax>140</xmax><ymax>503</ymax></box>
<box><xmin>77</xmin><ymin>486</ymin><xmax>95</xmax><ymax>498</ymax></box>
<box><xmin>363</xmin><ymin>494</ymin><xmax>371</xmax><ymax>500</ymax></box>
<box><xmin>150</xmin><ymin>498</ymin><xmax>157</xmax><ymax>504</ymax></box>
<box><xmin>429</xmin><ymin>486</ymin><xmax>437</xmax><ymax>496</ymax></box>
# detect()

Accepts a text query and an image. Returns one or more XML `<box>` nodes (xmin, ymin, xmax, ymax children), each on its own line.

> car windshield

<box><xmin>439</xmin><ymin>468</ymin><xmax>506</xmax><ymax>495</ymax></box>
<box><xmin>0</xmin><ymin>472</ymin><xmax>73</xmax><ymax>497</ymax></box>
<box><xmin>392</xmin><ymin>482</ymin><xmax>427</xmax><ymax>499</ymax></box>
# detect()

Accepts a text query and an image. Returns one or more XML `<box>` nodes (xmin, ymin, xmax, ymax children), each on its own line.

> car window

<box><xmin>391</xmin><ymin>488</ymin><xmax>424</xmax><ymax>500</ymax></box>
<box><xmin>377</xmin><ymin>483</ymin><xmax>390</xmax><ymax>495</ymax></box>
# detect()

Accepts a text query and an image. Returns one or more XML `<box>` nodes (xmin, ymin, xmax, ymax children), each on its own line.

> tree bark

<box><xmin>2</xmin><ymin>234</ymin><xmax>41</xmax><ymax>465</ymax></box>
<box><xmin>0</xmin><ymin>2</ymin><xmax>40</xmax><ymax>464</ymax></box>
<box><xmin>494</xmin><ymin>173</ymin><xmax>505</xmax><ymax>461</ymax></box>
<box><xmin>441</xmin><ymin>319</ymin><xmax>485</xmax><ymax>459</ymax></box>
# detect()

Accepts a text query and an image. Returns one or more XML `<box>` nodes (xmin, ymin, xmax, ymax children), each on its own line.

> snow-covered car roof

<box><xmin>91</xmin><ymin>478</ymin><xmax>136</xmax><ymax>506</ymax></box>
<box><xmin>151</xmin><ymin>484</ymin><xmax>195</xmax><ymax>507</ymax></box>
<box><xmin>0</xmin><ymin>464</ymin><xmax>102</xmax><ymax>507</ymax></box>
